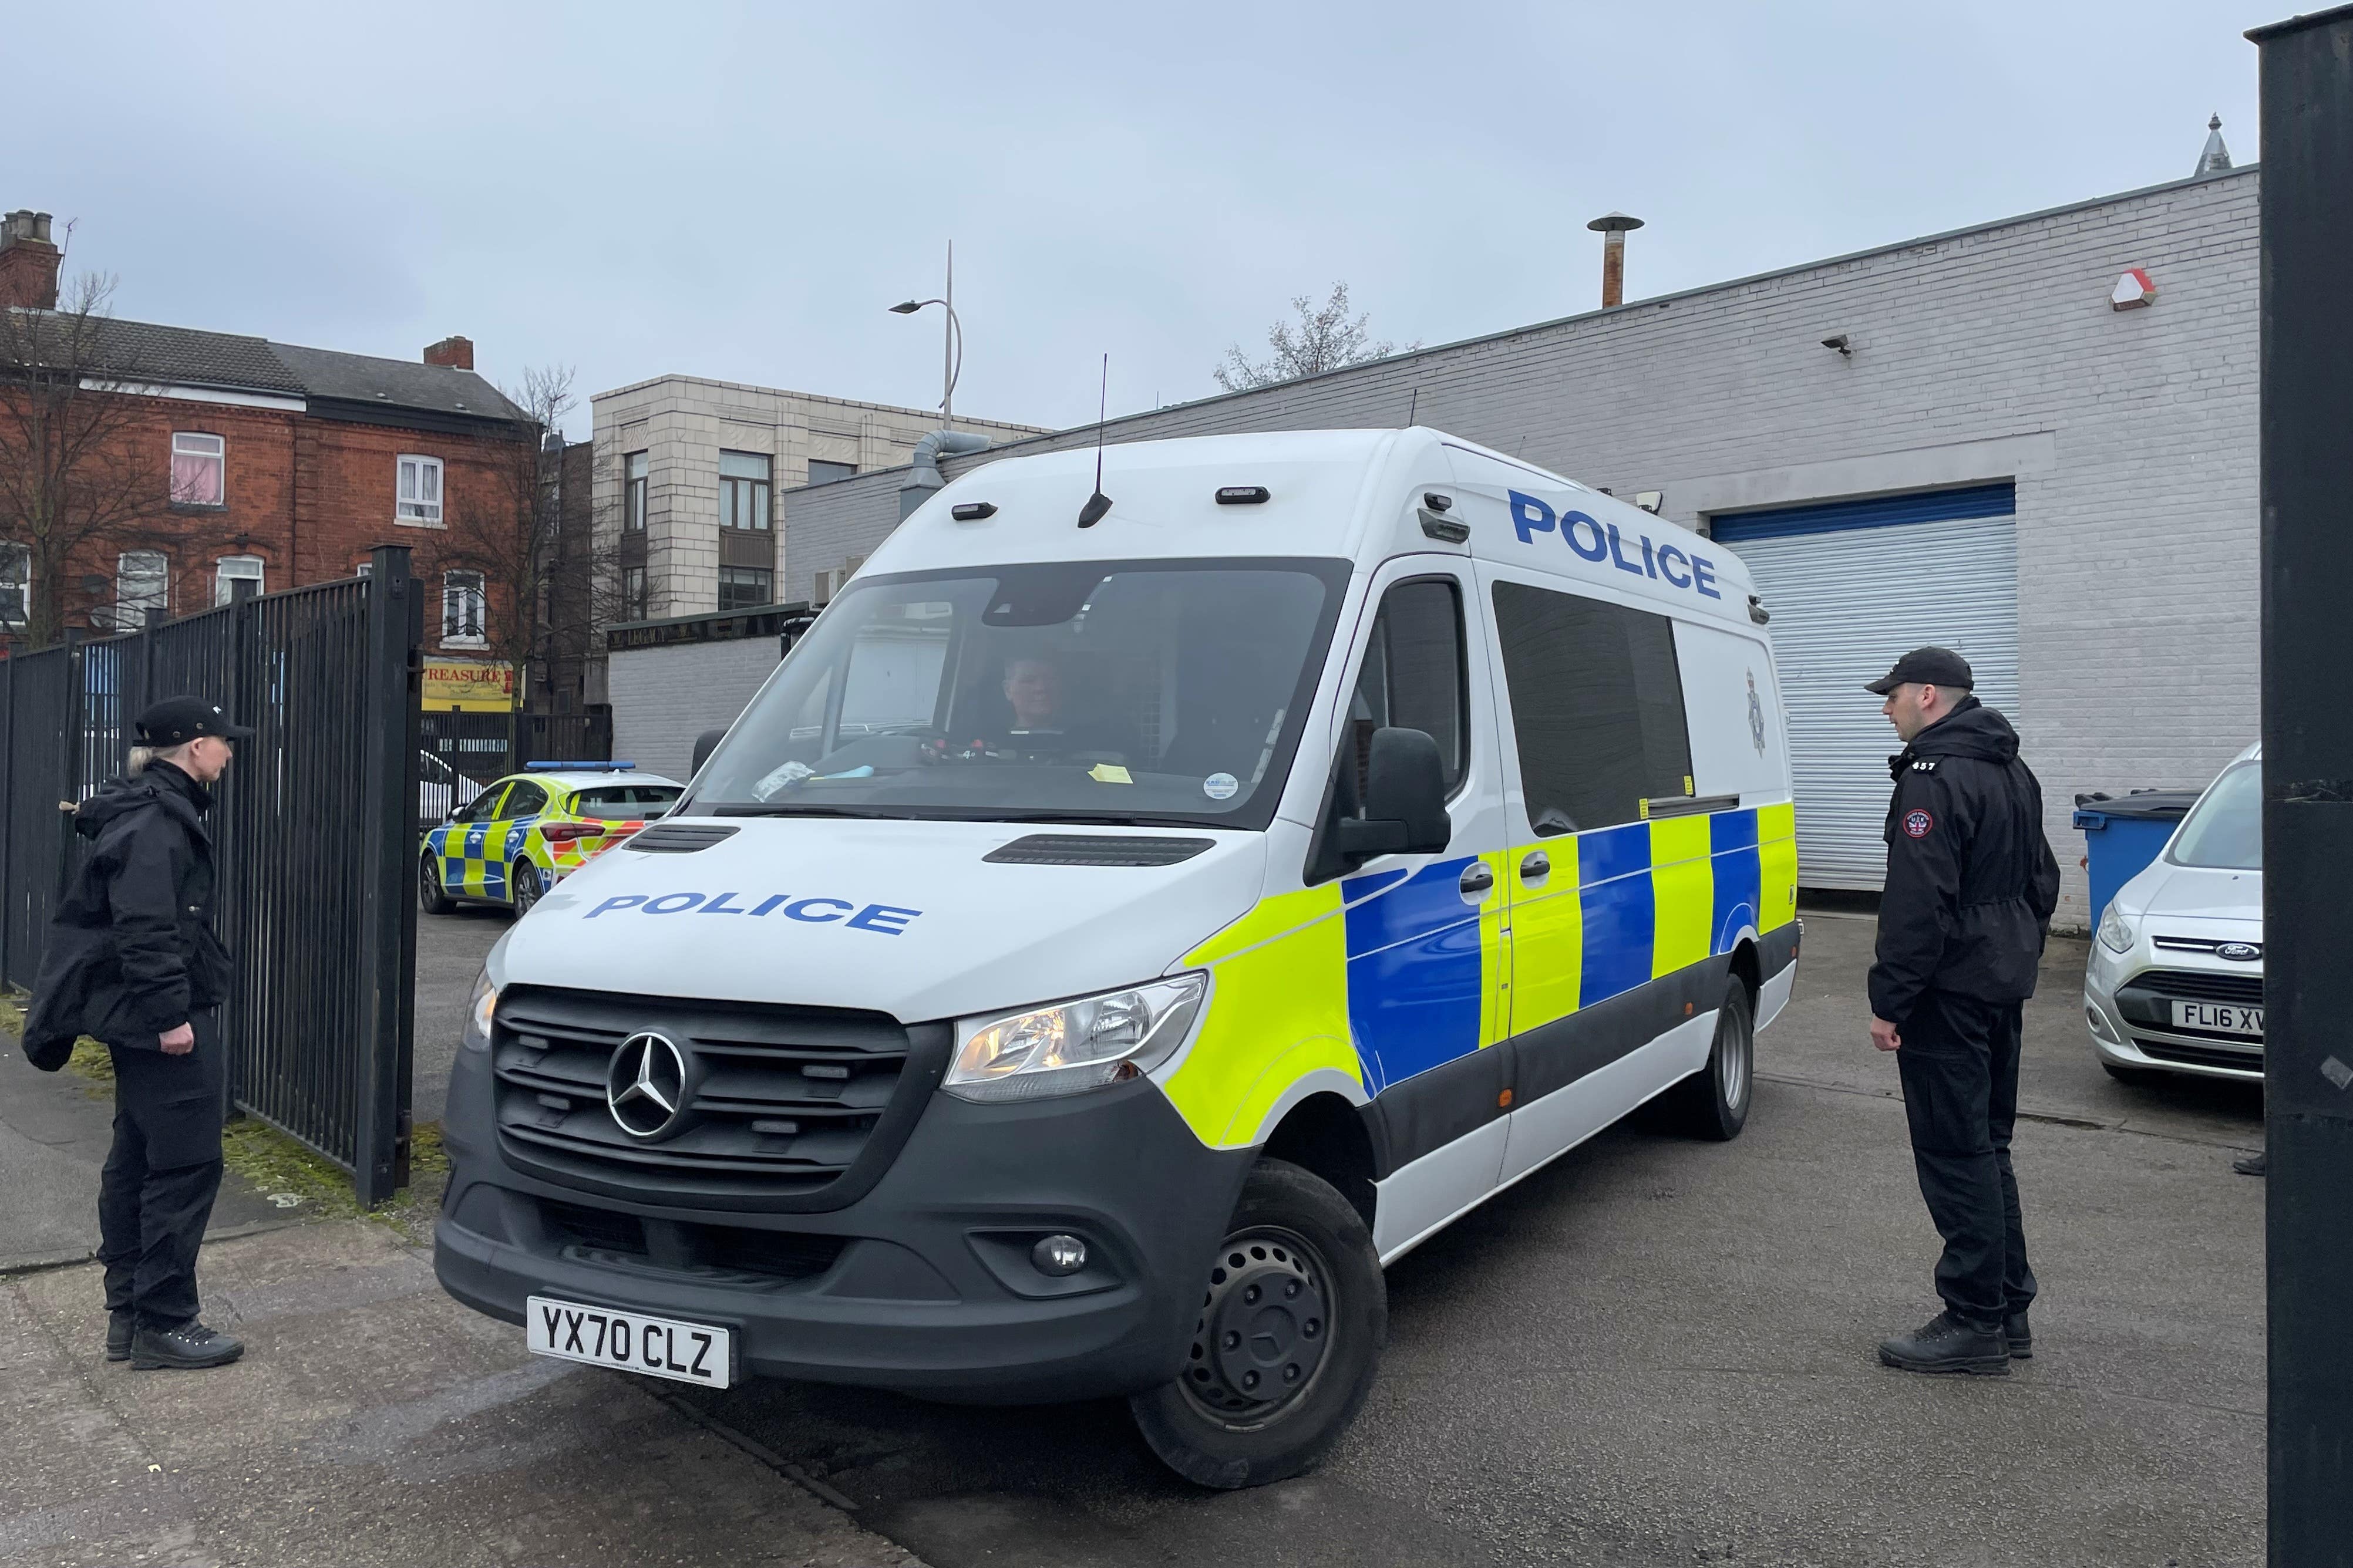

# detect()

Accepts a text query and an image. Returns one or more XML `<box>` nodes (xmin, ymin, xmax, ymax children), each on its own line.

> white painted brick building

<box><xmin>776</xmin><ymin>167</ymin><xmax>2261</xmax><ymax>928</ymax></box>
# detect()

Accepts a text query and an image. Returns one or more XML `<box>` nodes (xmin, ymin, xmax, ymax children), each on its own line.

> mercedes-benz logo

<box><xmin>607</xmin><ymin>1031</ymin><xmax>690</xmax><ymax>1139</ymax></box>
<box><xmin>2216</xmin><ymin>942</ymin><xmax>2262</xmax><ymax>962</ymax></box>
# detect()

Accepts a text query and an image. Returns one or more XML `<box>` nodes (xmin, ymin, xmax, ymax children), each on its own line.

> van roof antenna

<box><xmin>1408</xmin><ymin>387</ymin><xmax>1419</xmax><ymax>426</ymax></box>
<box><xmin>1078</xmin><ymin>354</ymin><xmax>1112</xmax><ymax>528</ymax></box>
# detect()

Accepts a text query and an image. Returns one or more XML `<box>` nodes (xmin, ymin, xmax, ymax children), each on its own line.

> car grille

<box><xmin>2134</xmin><ymin>1038</ymin><xmax>2264</xmax><ymax>1074</ymax></box>
<box><xmin>2122</xmin><ymin>969</ymin><xmax>2264</xmax><ymax>1007</ymax></box>
<box><xmin>490</xmin><ymin>986</ymin><xmax>950</xmax><ymax>1212</ymax></box>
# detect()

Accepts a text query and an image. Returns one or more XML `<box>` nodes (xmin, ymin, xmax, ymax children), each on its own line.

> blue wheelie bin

<box><xmin>2072</xmin><ymin>789</ymin><xmax>2203</xmax><ymax>923</ymax></box>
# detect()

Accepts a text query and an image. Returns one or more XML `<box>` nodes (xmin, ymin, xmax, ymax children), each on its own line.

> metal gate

<box><xmin>0</xmin><ymin>545</ymin><xmax>420</xmax><ymax>1202</ymax></box>
<box><xmin>418</xmin><ymin>710</ymin><xmax>611</xmax><ymax>837</ymax></box>
<box><xmin>1712</xmin><ymin>484</ymin><xmax>2021</xmax><ymax>891</ymax></box>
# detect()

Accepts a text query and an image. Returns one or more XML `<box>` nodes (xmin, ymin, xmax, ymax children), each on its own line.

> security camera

<box><xmin>1821</xmin><ymin>334</ymin><xmax>1852</xmax><ymax>357</ymax></box>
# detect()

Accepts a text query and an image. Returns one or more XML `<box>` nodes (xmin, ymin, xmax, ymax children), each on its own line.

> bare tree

<box><xmin>1213</xmin><ymin>282</ymin><xmax>1418</xmax><ymax>393</ymax></box>
<box><xmin>0</xmin><ymin>272</ymin><xmax>241</xmax><ymax>646</ymax></box>
<box><xmin>435</xmin><ymin>364</ymin><xmax>583</xmax><ymax>700</ymax></box>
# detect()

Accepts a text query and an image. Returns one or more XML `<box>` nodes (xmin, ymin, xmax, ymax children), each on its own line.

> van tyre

<box><xmin>419</xmin><ymin>855</ymin><xmax>454</xmax><ymax>915</ymax></box>
<box><xmin>1129</xmin><ymin>1158</ymin><xmax>1385</xmax><ymax>1489</ymax></box>
<box><xmin>1668</xmin><ymin>977</ymin><xmax>1754</xmax><ymax>1141</ymax></box>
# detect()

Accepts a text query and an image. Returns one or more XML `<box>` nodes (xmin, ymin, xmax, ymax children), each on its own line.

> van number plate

<box><xmin>526</xmin><ymin>1296</ymin><xmax>732</xmax><ymax>1388</ymax></box>
<box><xmin>2173</xmin><ymin>1000</ymin><xmax>2263</xmax><ymax>1038</ymax></box>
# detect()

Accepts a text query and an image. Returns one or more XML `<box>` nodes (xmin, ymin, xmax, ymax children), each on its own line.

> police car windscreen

<box><xmin>2167</xmin><ymin>762</ymin><xmax>2260</xmax><ymax>871</ymax></box>
<box><xmin>573</xmin><ymin>785</ymin><xmax>681</xmax><ymax>821</ymax></box>
<box><xmin>688</xmin><ymin>559</ymin><xmax>1348</xmax><ymax>827</ymax></box>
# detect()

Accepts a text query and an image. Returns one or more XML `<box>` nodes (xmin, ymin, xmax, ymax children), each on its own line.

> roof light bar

<box><xmin>526</xmin><ymin>760</ymin><xmax>635</xmax><ymax>770</ymax></box>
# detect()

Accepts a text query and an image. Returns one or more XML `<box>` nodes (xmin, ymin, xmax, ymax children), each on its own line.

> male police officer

<box><xmin>1864</xmin><ymin>648</ymin><xmax>2060</xmax><ymax>1376</ymax></box>
<box><xmin>23</xmin><ymin>696</ymin><xmax>251</xmax><ymax>1370</ymax></box>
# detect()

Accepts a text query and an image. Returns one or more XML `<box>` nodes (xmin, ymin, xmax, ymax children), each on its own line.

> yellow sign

<box><xmin>422</xmin><ymin>658</ymin><xmax>515</xmax><ymax>712</ymax></box>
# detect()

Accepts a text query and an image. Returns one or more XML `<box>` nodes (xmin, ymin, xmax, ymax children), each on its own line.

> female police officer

<box><xmin>25</xmin><ymin>696</ymin><xmax>251</xmax><ymax>1370</ymax></box>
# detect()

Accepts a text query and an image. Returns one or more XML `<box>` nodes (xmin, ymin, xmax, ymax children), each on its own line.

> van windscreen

<box><xmin>686</xmin><ymin>557</ymin><xmax>1350</xmax><ymax>828</ymax></box>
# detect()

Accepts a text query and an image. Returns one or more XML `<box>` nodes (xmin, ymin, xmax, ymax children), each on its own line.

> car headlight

<box><xmin>2097</xmin><ymin>902</ymin><xmax>2137</xmax><ymax>955</ymax></box>
<box><xmin>460</xmin><ymin>967</ymin><xmax>499</xmax><ymax>1052</ymax></box>
<box><xmin>944</xmin><ymin>974</ymin><xmax>1207</xmax><ymax>1104</ymax></box>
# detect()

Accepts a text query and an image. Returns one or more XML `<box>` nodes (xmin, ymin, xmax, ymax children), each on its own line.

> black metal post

<box><xmin>352</xmin><ymin>546</ymin><xmax>416</xmax><ymax>1206</ymax></box>
<box><xmin>55</xmin><ymin>629</ymin><xmax>83</xmax><ymax>905</ymax></box>
<box><xmin>2251</xmin><ymin>8</ymin><xmax>2353</xmax><ymax>1566</ymax></box>
<box><xmin>0</xmin><ymin>651</ymin><xmax>14</xmax><ymax>989</ymax></box>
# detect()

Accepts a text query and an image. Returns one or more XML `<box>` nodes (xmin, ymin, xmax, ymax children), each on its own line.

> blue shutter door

<box><xmin>1712</xmin><ymin>485</ymin><xmax>2019</xmax><ymax>891</ymax></box>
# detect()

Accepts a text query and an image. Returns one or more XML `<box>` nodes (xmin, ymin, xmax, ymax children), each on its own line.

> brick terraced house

<box><xmin>1</xmin><ymin>208</ymin><xmax>534</xmax><ymax>663</ymax></box>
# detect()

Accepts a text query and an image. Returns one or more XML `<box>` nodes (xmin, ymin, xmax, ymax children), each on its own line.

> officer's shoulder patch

<box><xmin>1910</xmin><ymin>759</ymin><xmax>1938</xmax><ymax>772</ymax></box>
<box><xmin>1903</xmin><ymin>808</ymin><xmax>1935</xmax><ymax>839</ymax></box>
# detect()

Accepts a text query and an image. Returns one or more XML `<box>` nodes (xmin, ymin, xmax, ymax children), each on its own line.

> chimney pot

<box><xmin>1587</xmin><ymin>212</ymin><xmax>1644</xmax><ymax>309</ymax></box>
<box><xmin>423</xmin><ymin>335</ymin><xmax>475</xmax><ymax>370</ymax></box>
<box><xmin>0</xmin><ymin>208</ymin><xmax>62</xmax><ymax>311</ymax></box>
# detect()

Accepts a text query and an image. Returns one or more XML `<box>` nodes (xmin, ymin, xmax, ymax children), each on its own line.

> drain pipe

<box><xmin>899</xmin><ymin>429</ymin><xmax>992</xmax><ymax>520</ymax></box>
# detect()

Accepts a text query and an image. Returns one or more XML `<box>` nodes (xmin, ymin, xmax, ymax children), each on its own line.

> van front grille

<box><xmin>491</xmin><ymin>986</ymin><xmax>950</xmax><ymax>1212</ymax></box>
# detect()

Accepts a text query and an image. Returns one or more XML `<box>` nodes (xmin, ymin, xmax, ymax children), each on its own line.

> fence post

<box><xmin>55</xmin><ymin>630</ymin><xmax>83</xmax><ymax>905</ymax></box>
<box><xmin>353</xmin><ymin>546</ymin><xmax>417</xmax><ymax>1205</ymax></box>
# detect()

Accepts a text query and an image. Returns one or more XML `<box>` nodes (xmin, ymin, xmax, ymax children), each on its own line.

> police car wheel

<box><xmin>1668</xmin><ymin>977</ymin><xmax>1753</xmax><ymax>1142</ymax></box>
<box><xmin>1127</xmin><ymin>1158</ymin><xmax>1385</xmax><ymax>1490</ymax></box>
<box><xmin>510</xmin><ymin>862</ymin><xmax>544</xmax><ymax>918</ymax></box>
<box><xmin>418</xmin><ymin>854</ymin><xmax>455</xmax><ymax>915</ymax></box>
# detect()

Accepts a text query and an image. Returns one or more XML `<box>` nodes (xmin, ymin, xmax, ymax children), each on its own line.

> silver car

<box><xmin>2083</xmin><ymin>743</ymin><xmax>2263</xmax><ymax>1084</ymax></box>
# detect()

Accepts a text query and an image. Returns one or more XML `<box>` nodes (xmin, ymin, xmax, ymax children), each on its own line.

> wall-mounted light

<box><xmin>1633</xmin><ymin>491</ymin><xmax>1664</xmax><ymax>515</ymax></box>
<box><xmin>1821</xmin><ymin>333</ymin><xmax>1852</xmax><ymax>358</ymax></box>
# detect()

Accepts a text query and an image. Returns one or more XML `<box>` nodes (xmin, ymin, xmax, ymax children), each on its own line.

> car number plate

<box><xmin>2173</xmin><ymin>999</ymin><xmax>2263</xmax><ymax>1038</ymax></box>
<box><xmin>526</xmin><ymin>1296</ymin><xmax>732</xmax><ymax>1388</ymax></box>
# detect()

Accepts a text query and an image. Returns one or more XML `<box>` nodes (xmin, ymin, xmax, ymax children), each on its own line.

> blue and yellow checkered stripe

<box><xmin>426</xmin><ymin>819</ymin><xmax>550</xmax><ymax>901</ymax></box>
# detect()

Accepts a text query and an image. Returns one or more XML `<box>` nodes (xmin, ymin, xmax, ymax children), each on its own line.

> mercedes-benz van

<box><xmin>434</xmin><ymin>427</ymin><xmax>1800</xmax><ymax>1488</ymax></box>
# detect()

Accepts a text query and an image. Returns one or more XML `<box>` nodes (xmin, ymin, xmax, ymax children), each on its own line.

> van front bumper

<box><xmin>432</xmin><ymin>1047</ymin><xmax>1253</xmax><ymax>1404</ymax></box>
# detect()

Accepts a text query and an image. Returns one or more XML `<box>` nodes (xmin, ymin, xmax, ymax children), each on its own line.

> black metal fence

<box><xmin>417</xmin><ymin>709</ymin><xmax>611</xmax><ymax>836</ymax></box>
<box><xmin>0</xmin><ymin>545</ymin><xmax>420</xmax><ymax>1203</ymax></box>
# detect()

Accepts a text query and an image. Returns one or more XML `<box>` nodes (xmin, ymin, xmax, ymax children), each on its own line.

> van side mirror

<box><xmin>1332</xmin><ymin>727</ymin><xmax>1452</xmax><ymax>865</ymax></box>
<box><xmin>691</xmin><ymin>727</ymin><xmax>729</xmax><ymax>777</ymax></box>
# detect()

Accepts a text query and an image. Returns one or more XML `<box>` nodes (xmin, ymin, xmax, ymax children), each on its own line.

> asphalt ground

<box><xmin>413</xmin><ymin>901</ymin><xmax>510</xmax><ymax>1128</ymax></box>
<box><xmin>406</xmin><ymin>904</ymin><xmax>2265</xmax><ymax>1567</ymax></box>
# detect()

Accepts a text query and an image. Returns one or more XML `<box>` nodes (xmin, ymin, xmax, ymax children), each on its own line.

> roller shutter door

<box><xmin>1711</xmin><ymin>484</ymin><xmax>2018</xmax><ymax>891</ymax></box>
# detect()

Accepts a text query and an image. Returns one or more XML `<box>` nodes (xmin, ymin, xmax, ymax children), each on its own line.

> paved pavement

<box><xmin>413</xmin><ymin>903</ymin><xmax>509</xmax><ymax>1128</ymax></box>
<box><xmin>1</xmin><ymin>1220</ymin><xmax>920</xmax><ymax>1568</ymax></box>
<box><xmin>0</xmin><ymin>1044</ymin><xmax>289</xmax><ymax>1274</ymax></box>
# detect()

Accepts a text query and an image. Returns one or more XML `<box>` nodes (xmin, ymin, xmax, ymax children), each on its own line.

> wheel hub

<box><xmin>1183</xmin><ymin>1231</ymin><xmax>1329</xmax><ymax>1418</ymax></box>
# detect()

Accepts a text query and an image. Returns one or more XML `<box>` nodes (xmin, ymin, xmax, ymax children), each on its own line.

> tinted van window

<box><xmin>1349</xmin><ymin>578</ymin><xmax>1467</xmax><ymax>795</ymax></box>
<box><xmin>1492</xmin><ymin>581</ymin><xmax>1692</xmax><ymax>834</ymax></box>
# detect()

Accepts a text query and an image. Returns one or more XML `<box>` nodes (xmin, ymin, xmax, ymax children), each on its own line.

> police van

<box><xmin>434</xmin><ymin>427</ymin><xmax>1800</xmax><ymax>1488</ymax></box>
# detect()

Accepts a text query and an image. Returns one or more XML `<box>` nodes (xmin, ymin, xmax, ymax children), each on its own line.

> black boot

<box><xmin>105</xmin><ymin>1309</ymin><xmax>134</xmax><ymax>1363</ymax></box>
<box><xmin>130</xmin><ymin>1320</ymin><xmax>245</xmax><ymax>1371</ymax></box>
<box><xmin>1878</xmin><ymin>1310</ymin><xmax>2011</xmax><ymax>1375</ymax></box>
<box><xmin>2005</xmin><ymin>1310</ymin><xmax>2032</xmax><ymax>1360</ymax></box>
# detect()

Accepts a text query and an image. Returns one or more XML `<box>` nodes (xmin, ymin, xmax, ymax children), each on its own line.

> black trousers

<box><xmin>99</xmin><ymin>1012</ymin><xmax>225</xmax><ymax>1333</ymax></box>
<box><xmin>1895</xmin><ymin>990</ymin><xmax>2038</xmax><ymax>1328</ymax></box>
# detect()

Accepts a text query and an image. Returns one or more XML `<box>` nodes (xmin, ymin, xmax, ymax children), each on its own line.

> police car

<box><xmin>433</xmin><ymin>429</ymin><xmax>1800</xmax><ymax>1488</ymax></box>
<box><xmin>419</xmin><ymin>763</ymin><xmax>682</xmax><ymax>918</ymax></box>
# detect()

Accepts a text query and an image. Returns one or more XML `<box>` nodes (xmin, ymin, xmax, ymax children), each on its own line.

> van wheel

<box><xmin>419</xmin><ymin>854</ymin><xmax>455</xmax><ymax>915</ymax></box>
<box><xmin>1668</xmin><ymin>977</ymin><xmax>1754</xmax><ymax>1141</ymax></box>
<box><xmin>1128</xmin><ymin>1159</ymin><xmax>1385</xmax><ymax>1489</ymax></box>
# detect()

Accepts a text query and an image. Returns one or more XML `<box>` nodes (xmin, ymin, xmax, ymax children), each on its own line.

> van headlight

<box><xmin>944</xmin><ymin>974</ymin><xmax>1207</xmax><ymax>1104</ymax></box>
<box><xmin>2097</xmin><ymin>903</ymin><xmax>2137</xmax><ymax>955</ymax></box>
<box><xmin>460</xmin><ymin>968</ymin><xmax>499</xmax><ymax>1052</ymax></box>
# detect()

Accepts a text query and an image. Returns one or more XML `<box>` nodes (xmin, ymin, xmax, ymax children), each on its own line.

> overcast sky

<box><xmin>9</xmin><ymin>1</ymin><xmax>2276</xmax><ymax>440</ymax></box>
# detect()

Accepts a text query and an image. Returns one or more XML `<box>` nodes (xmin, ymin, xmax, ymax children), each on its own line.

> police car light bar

<box><xmin>526</xmin><ymin>760</ymin><xmax>635</xmax><ymax>771</ymax></box>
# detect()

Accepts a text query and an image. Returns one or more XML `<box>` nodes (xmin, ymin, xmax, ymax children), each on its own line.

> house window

<box><xmin>117</xmin><ymin>550</ymin><xmax>169</xmax><ymax>625</ymax></box>
<box><xmin>398</xmin><ymin>454</ymin><xmax>445</xmax><ymax>526</ymax></box>
<box><xmin>621</xmin><ymin>566</ymin><xmax>648</xmax><ymax>619</ymax></box>
<box><xmin>0</xmin><ymin>542</ymin><xmax>28</xmax><ymax>628</ymax></box>
<box><xmin>624</xmin><ymin>451</ymin><xmax>648</xmax><ymax>532</ymax></box>
<box><xmin>719</xmin><ymin>450</ymin><xmax>771</xmax><ymax>531</ymax></box>
<box><xmin>806</xmin><ymin>458</ymin><xmax>857</xmax><ymax>485</ymax></box>
<box><xmin>213</xmin><ymin>555</ymin><xmax>265</xmax><ymax>605</ymax></box>
<box><xmin>443</xmin><ymin>569</ymin><xmax>486</xmax><ymax>646</ymax></box>
<box><xmin>718</xmin><ymin>566</ymin><xmax>772</xmax><ymax>611</ymax></box>
<box><xmin>170</xmin><ymin>433</ymin><xmax>225</xmax><ymax>507</ymax></box>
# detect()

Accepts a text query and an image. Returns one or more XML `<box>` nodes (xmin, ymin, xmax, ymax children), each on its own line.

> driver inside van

<box><xmin>986</xmin><ymin>653</ymin><xmax>1133</xmax><ymax>759</ymax></box>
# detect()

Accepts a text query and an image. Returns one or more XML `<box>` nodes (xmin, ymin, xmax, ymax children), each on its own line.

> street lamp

<box><xmin>889</xmin><ymin>241</ymin><xmax>962</xmax><ymax>429</ymax></box>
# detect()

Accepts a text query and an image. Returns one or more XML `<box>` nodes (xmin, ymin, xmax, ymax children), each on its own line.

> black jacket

<box><xmin>1868</xmin><ymin>696</ymin><xmax>2062</xmax><ymax>1024</ymax></box>
<box><xmin>21</xmin><ymin>764</ymin><xmax>231</xmax><ymax>1070</ymax></box>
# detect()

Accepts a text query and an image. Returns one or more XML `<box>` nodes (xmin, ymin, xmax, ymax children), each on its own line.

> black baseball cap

<box><xmin>1865</xmin><ymin>647</ymin><xmax>1974</xmax><ymax>696</ymax></box>
<box><xmin>134</xmin><ymin>696</ymin><xmax>254</xmax><ymax>745</ymax></box>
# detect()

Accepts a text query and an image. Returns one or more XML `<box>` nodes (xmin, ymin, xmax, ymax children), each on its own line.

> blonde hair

<box><xmin>126</xmin><ymin>742</ymin><xmax>193</xmax><ymax>777</ymax></box>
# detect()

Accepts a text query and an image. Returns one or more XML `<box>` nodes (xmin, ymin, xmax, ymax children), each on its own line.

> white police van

<box><xmin>435</xmin><ymin>427</ymin><xmax>1800</xmax><ymax>1488</ymax></box>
